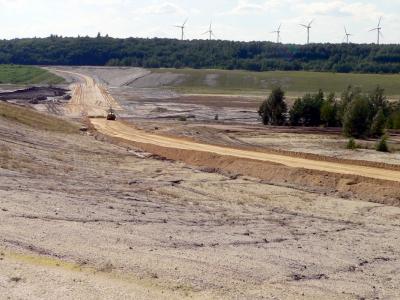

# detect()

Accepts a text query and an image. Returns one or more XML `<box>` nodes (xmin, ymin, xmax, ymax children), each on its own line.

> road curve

<box><xmin>59</xmin><ymin>69</ymin><xmax>400</xmax><ymax>183</ymax></box>
<box><xmin>91</xmin><ymin>119</ymin><xmax>400</xmax><ymax>183</ymax></box>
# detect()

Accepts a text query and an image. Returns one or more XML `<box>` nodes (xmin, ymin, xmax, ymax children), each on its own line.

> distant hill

<box><xmin>1</xmin><ymin>36</ymin><xmax>400</xmax><ymax>74</ymax></box>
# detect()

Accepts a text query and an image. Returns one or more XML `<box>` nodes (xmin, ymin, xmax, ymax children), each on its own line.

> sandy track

<box><xmin>56</xmin><ymin>69</ymin><xmax>400</xmax><ymax>183</ymax></box>
<box><xmin>91</xmin><ymin>119</ymin><xmax>400</xmax><ymax>183</ymax></box>
<box><xmin>56</xmin><ymin>70</ymin><xmax>122</xmax><ymax>117</ymax></box>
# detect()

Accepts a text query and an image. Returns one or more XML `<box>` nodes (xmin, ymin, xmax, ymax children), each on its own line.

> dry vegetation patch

<box><xmin>0</xmin><ymin>102</ymin><xmax>79</xmax><ymax>133</ymax></box>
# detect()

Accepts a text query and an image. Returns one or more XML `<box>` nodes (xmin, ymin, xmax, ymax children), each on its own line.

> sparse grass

<box><xmin>151</xmin><ymin>68</ymin><xmax>400</xmax><ymax>97</ymax></box>
<box><xmin>376</xmin><ymin>135</ymin><xmax>390</xmax><ymax>152</ymax></box>
<box><xmin>177</xmin><ymin>116</ymin><xmax>187</xmax><ymax>122</ymax></box>
<box><xmin>0</xmin><ymin>102</ymin><xmax>79</xmax><ymax>133</ymax></box>
<box><xmin>346</xmin><ymin>138</ymin><xmax>358</xmax><ymax>150</ymax></box>
<box><xmin>9</xmin><ymin>276</ymin><xmax>22</xmax><ymax>283</ymax></box>
<box><xmin>0</xmin><ymin>65</ymin><xmax>64</xmax><ymax>84</ymax></box>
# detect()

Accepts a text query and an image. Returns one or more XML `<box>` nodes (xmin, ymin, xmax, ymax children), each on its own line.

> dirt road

<box><xmin>56</xmin><ymin>70</ymin><xmax>122</xmax><ymax>117</ymax></box>
<box><xmin>54</xmin><ymin>69</ymin><xmax>400</xmax><ymax>183</ymax></box>
<box><xmin>90</xmin><ymin>119</ymin><xmax>400</xmax><ymax>183</ymax></box>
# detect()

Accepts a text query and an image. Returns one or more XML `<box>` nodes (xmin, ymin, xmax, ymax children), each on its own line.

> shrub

<box><xmin>320</xmin><ymin>93</ymin><xmax>339</xmax><ymax>127</ymax></box>
<box><xmin>289</xmin><ymin>90</ymin><xmax>324</xmax><ymax>126</ymax></box>
<box><xmin>368</xmin><ymin>85</ymin><xmax>389</xmax><ymax>119</ymax></box>
<box><xmin>346</xmin><ymin>138</ymin><xmax>358</xmax><ymax>150</ymax></box>
<box><xmin>370</xmin><ymin>108</ymin><xmax>386</xmax><ymax>137</ymax></box>
<box><xmin>258</xmin><ymin>87</ymin><xmax>287</xmax><ymax>126</ymax></box>
<box><xmin>338</xmin><ymin>85</ymin><xmax>362</xmax><ymax>123</ymax></box>
<box><xmin>343</xmin><ymin>96</ymin><xmax>371</xmax><ymax>138</ymax></box>
<box><xmin>376</xmin><ymin>135</ymin><xmax>390</xmax><ymax>152</ymax></box>
<box><xmin>392</xmin><ymin>112</ymin><xmax>400</xmax><ymax>129</ymax></box>
<box><xmin>177</xmin><ymin>116</ymin><xmax>187</xmax><ymax>121</ymax></box>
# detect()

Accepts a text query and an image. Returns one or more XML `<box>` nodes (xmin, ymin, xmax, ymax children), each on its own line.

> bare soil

<box><xmin>2</xmin><ymin>113</ymin><xmax>400</xmax><ymax>299</ymax></box>
<box><xmin>1</xmin><ymin>67</ymin><xmax>399</xmax><ymax>299</ymax></box>
<box><xmin>0</xmin><ymin>86</ymin><xmax>68</xmax><ymax>101</ymax></box>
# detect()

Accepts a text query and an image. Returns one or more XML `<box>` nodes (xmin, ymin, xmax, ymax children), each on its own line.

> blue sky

<box><xmin>0</xmin><ymin>0</ymin><xmax>399</xmax><ymax>44</ymax></box>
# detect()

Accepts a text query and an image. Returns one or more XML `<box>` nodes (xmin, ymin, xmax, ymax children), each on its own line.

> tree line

<box><xmin>1</xmin><ymin>36</ymin><xmax>400</xmax><ymax>73</ymax></box>
<box><xmin>258</xmin><ymin>86</ymin><xmax>400</xmax><ymax>140</ymax></box>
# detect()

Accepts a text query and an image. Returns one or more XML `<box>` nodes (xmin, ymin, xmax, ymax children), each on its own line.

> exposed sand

<box><xmin>2</xmin><ymin>67</ymin><xmax>397</xmax><ymax>299</ymax></box>
<box><xmin>91</xmin><ymin>119</ymin><xmax>400</xmax><ymax>183</ymax></box>
<box><xmin>1</xmin><ymin>116</ymin><xmax>400</xmax><ymax>299</ymax></box>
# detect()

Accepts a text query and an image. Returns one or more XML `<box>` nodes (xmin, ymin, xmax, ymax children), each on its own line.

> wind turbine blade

<box><xmin>202</xmin><ymin>31</ymin><xmax>209</xmax><ymax>35</ymax></box>
<box><xmin>278</xmin><ymin>24</ymin><xmax>282</xmax><ymax>31</ymax></box>
<box><xmin>300</xmin><ymin>24</ymin><xmax>307</xmax><ymax>28</ymax></box>
<box><xmin>344</xmin><ymin>26</ymin><xmax>348</xmax><ymax>34</ymax></box>
<box><xmin>183</xmin><ymin>18</ymin><xmax>188</xmax><ymax>26</ymax></box>
<box><xmin>369</xmin><ymin>28</ymin><xmax>377</xmax><ymax>32</ymax></box>
<box><xmin>378</xmin><ymin>16</ymin><xmax>382</xmax><ymax>27</ymax></box>
<box><xmin>309</xmin><ymin>19</ymin><xmax>314</xmax><ymax>26</ymax></box>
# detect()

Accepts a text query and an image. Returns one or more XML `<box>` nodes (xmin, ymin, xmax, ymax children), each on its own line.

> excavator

<box><xmin>106</xmin><ymin>107</ymin><xmax>116</xmax><ymax>121</ymax></box>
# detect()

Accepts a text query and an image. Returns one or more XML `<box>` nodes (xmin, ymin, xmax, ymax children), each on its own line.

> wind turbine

<box><xmin>271</xmin><ymin>24</ymin><xmax>282</xmax><ymax>43</ymax></box>
<box><xmin>343</xmin><ymin>26</ymin><xmax>353</xmax><ymax>44</ymax></box>
<box><xmin>175</xmin><ymin>18</ymin><xmax>188</xmax><ymax>40</ymax></box>
<box><xmin>300</xmin><ymin>19</ymin><xmax>314</xmax><ymax>44</ymax></box>
<box><xmin>369</xmin><ymin>17</ymin><xmax>383</xmax><ymax>45</ymax></box>
<box><xmin>202</xmin><ymin>22</ymin><xmax>216</xmax><ymax>40</ymax></box>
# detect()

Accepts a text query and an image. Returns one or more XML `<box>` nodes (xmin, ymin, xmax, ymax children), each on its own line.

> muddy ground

<box><xmin>1</xmin><ymin>115</ymin><xmax>400</xmax><ymax>299</ymax></box>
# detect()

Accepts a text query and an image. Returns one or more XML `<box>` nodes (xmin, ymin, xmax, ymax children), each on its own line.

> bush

<box><xmin>343</xmin><ymin>96</ymin><xmax>371</xmax><ymax>138</ymax></box>
<box><xmin>258</xmin><ymin>87</ymin><xmax>287</xmax><ymax>125</ymax></box>
<box><xmin>320</xmin><ymin>93</ymin><xmax>339</xmax><ymax>127</ymax></box>
<box><xmin>376</xmin><ymin>135</ymin><xmax>390</xmax><ymax>152</ymax></box>
<box><xmin>289</xmin><ymin>90</ymin><xmax>324</xmax><ymax>126</ymax></box>
<box><xmin>370</xmin><ymin>108</ymin><xmax>386</xmax><ymax>137</ymax></box>
<box><xmin>346</xmin><ymin>138</ymin><xmax>358</xmax><ymax>150</ymax></box>
<box><xmin>338</xmin><ymin>85</ymin><xmax>362</xmax><ymax>123</ymax></box>
<box><xmin>387</xmin><ymin>111</ymin><xmax>400</xmax><ymax>129</ymax></box>
<box><xmin>177</xmin><ymin>116</ymin><xmax>187</xmax><ymax>121</ymax></box>
<box><xmin>368</xmin><ymin>85</ymin><xmax>389</xmax><ymax>119</ymax></box>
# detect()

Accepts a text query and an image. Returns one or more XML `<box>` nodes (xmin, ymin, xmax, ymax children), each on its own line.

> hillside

<box><xmin>0</xmin><ymin>65</ymin><xmax>64</xmax><ymax>84</ymax></box>
<box><xmin>148</xmin><ymin>68</ymin><xmax>400</xmax><ymax>96</ymax></box>
<box><xmin>1</xmin><ymin>37</ymin><xmax>400</xmax><ymax>73</ymax></box>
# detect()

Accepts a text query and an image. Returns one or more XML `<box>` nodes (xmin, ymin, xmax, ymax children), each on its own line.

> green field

<box><xmin>0</xmin><ymin>65</ymin><xmax>64</xmax><ymax>85</ymax></box>
<box><xmin>152</xmin><ymin>68</ymin><xmax>400</xmax><ymax>97</ymax></box>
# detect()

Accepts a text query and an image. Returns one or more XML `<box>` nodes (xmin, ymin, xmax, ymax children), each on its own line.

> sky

<box><xmin>0</xmin><ymin>0</ymin><xmax>399</xmax><ymax>44</ymax></box>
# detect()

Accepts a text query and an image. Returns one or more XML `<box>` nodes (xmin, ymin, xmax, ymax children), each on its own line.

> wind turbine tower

<box><xmin>344</xmin><ymin>26</ymin><xmax>353</xmax><ymax>44</ymax></box>
<box><xmin>300</xmin><ymin>19</ymin><xmax>314</xmax><ymax>44</ymax></box>
<box><xmin>271</xmin><ymin>24</ymin><xmax>282</xmax><ymax>43</ymax></box>
<box><xmin>203</xmin><ymin>22</ymin><xmax>216</xmax><ymax>40</ymax></box>
<box><xmin>369</xmin><ymin>17</ymin><xmax>383</xmax><ymax>45</ymax></box>
<box><xmin>175</xmin><ymin>19</ymin><xmax>188</xmax><ymax>40</ymax></box>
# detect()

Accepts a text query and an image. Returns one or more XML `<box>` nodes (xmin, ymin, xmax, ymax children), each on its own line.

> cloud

<box><xmin>299</xmin><ymin>1</ymin><xmax>382</xmax><ymax>21</ymax></box>
<box><xmin>133</xmin><ymin>2</ymin><xmax>187</xmax><ymax>15</ymax></box>
<box><xmin>223</xmin><ymin>0</ymin><xmax>285</xmax><ymax>15</ymax></box>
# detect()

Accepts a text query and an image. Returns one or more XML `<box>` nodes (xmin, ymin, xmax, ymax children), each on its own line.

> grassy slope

<box><xmin>152</xmin><ymin>68</ymin><xmax>400</xmax><ymax>97</ymax></box>
<box><xmin>0</xmin><ymin>65</ymin><xmax>64</xmax><ymax>84</ymax></box>
<box><xmin>0</xmin><ymin>102</ymin><xmax>79</xmax><ymax>133</ymax></box>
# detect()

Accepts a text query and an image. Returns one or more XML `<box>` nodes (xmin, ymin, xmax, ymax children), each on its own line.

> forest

<box><xmin>1</xmin><ymin>36</ymin><xmax>400</xmax><ymax>73</ymax></box>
